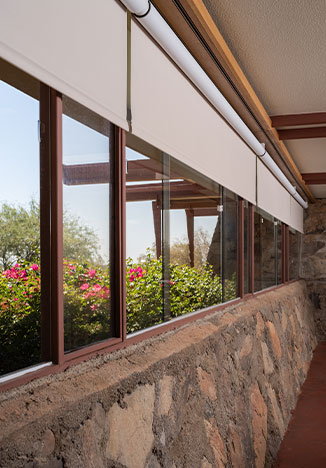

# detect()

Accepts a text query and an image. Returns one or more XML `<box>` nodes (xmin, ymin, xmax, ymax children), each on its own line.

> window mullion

<box><xmin>50</xmin><ymin>89</ymin><xmax>64</xmax><ymax>365</ymax></box>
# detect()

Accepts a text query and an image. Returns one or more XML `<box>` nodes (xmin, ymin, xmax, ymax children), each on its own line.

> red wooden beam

<box><xmin>301</xmin><ymin>173</ymin><xmax>326</xmax><ymax>185</ymax></box>
<box><xmin>278</xmin><ymin>127</ymin><xmax>326</xmax><ymax>140</ymax></box>
<box><xmin>271</xmin><ymin>112</ymin><xmax>326</xmax><ymax>128</ymax></box>
<box><xmin>62</xmin><ymin>160</ymin><xmax>181</xmax><ymax>185</ymax></box>
<box><xmin>126</xmin><ymin>181</ymin><xmax>219</xmax><ymax>202</ymax></box>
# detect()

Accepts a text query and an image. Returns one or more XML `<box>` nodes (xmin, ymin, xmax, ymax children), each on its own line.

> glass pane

<box><xmin>168</xmin><ymin>157</ymin><xmax>223</xmax><ymax>316</ymax></box>
<box><xmin>254</xmin><ymin>208</ymin><xmax>276</xmax><ymax>291</ymax></box>
<box><xmin>223</xmin><ymin>189</ymin><xmax>238</xmax><ymax>301</ymax></box>
<box><xmin>62</xmin><ymin>96</ymin><xmax>112</xmax><ymax>352</ymax></box>
<box><xmin>290</xmin><ymin>229</ymin><xmax>301</xmax><ymax>280</ymax></box>
<box><xmin>244</xmin><ymin>201</ymin><xmax>250</xmax><ymax>294</ymax></box>
<box><xmin>276</xmin><ymin>221</ymin><xmax>282</xmax><ymax>284</ymax></box>
<box><xmin>126</xmin><ymin>146</ymin><xmax>163</xmax><ymax>333</ymax></box>
<box><xmin>0</xmin><ymin>64</ymin><xmax>41</xmax><ymax>375</ymax></box>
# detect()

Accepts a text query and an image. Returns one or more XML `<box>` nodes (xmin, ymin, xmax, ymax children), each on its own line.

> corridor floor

<box><xmin>275</xmin><ymin>342</ymin><xmax>326</xmax><ymax>467</ymax></box>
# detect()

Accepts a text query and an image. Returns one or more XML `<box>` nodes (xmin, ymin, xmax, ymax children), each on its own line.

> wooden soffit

<box><xmin>152</xmin><ymin>0</ymin><xmax>314</xmax><ymax>202</ymax></box>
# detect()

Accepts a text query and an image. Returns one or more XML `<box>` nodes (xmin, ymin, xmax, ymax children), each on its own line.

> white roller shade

<box><xmin>257</xmin><ymin>159</ymin><xmax>291</xmax><ymax>225</ymax></box>
<box><xmin>0</xmin><ymin>0</ymin><xmax>127</xmax><ymax>129</ymax></box>
<box><xmin>290</xmin><ymin>197</ymin><xmax>304</xmax><ymax>233</ymax></box>
<box><xmin>130</xmin><ymin>21</ymin><xmax>256</xmax><ymax>203</ymax></box>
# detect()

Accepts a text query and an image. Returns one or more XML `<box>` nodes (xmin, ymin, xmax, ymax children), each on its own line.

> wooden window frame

<box><xmin>0</xmin><ymin>90</ymin><xmax>294</xmax><ymax>392</ymax></box>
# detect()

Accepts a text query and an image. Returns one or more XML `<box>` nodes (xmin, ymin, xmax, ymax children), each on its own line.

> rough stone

<box><xmin>0</xmin><ymin>282</ymin><xmax>318</xmax><ymax>468</ymax></box>
<box><xmin>201</xmin><ymin>457</ymin><xmax>213</xmax><ymax>468</ymax></box>
<box><xmin>266</xmin><ymin>385</ymin><xmax>285</xmax><ymax>437</ymax></box>
<box><xmin>301</xmin><ymin>200</ymin><xmax>326</xmax><ymax>340</ymax></box>
<box><xmin>251</xmin><ymin>382</ymin><xmax>267</xmax><ymax>468</ymax></box>
<box><xmin>229</xmin><ymin>425</ymin><xmax>245</xmax><ymax>468</ymax></box>
<box><xmin>239</xmin><ymin>335</ymin><xmax>253</xmax><ymax>359</ymax></box>
<box><xmin>261</xmin><ymin>341</ymin><xmax>274</xmax><ymax>375</ymax></box>
<box><xmin>281</xmin><ymin>313</ymin><xmax>288</xmax><ymax>332</ymax></box>
<box><xmin>80</xmin><ymin>419</ymin><xmax>105</xmax><ymax>468</ymax></box>
<box><xmin>289</xmin><ymin>315</ymin><xmax>297</xmax><ymax>336</ymax></box>
<box><xmin>158</xmin><ymin>375</ymin><xmax>173</xmax><ymax>416</ymax></box>
<box><xmin>33</xmin><ymin>429</ymin><xmax>55</xmax><ymax>458</ymax></box>
<box><xmin>197</xmin><ymin>367</ymin><xmax>217</xmax><ymax>401</ymax></box>
<box><xmin>256</xmin><ymin>312</ymin><xmax>265</xmax><ymax>337</ymax></box>
<box><xmin>266</xmin><ymin>321</ymin><xmax>282</xmax><ymax>359</ymax></box>
<box><xmin>106</xmin><ymin>384</ymin><xmax>155</xmax><ymax>468</ymax></box>
<box><xmin>204</xmin><ymin>419</ymin><xmax>227</xmax><ymax>467</ymax></box>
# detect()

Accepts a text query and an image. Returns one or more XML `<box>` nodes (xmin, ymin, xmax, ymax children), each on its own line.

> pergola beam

<box><xmin>271</xmin><ymin>113</ymin><xmax>326</xmax><ymax>128</ymax></box>
<box><xmin>278</xmin><ymin>127</ymin><xmax>326</xmax><ymax>140</ymax></box>
<box><xmin>301</xmin><ymin>173</ymin><xmax>326</xmax><ymax>185</ymax></box>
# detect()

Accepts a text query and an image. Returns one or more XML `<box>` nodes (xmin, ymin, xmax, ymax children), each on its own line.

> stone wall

<box><xmin>0</xmin><ymin>282</ymin><xmax>317</xmax><ymax>468</ymax></box>
<box><xmin>301</xmin><ymin>199</ymin><xmax>326</xmax><ymax>340</ymax></box>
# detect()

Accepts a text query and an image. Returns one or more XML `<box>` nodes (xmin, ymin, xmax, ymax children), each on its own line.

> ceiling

<box><xmin>203</xmin><ymin>0</ymin><xmax>326</xmax><ymax>198</ymax></box>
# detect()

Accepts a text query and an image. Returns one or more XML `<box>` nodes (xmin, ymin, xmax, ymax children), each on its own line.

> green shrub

<box><xmin>0</xmin><ymin>257</ymin><xmax>236</xmax><ymax>374</ymax></box>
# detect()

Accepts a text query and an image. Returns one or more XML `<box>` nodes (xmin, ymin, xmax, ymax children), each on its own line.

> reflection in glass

<box><xmin>254</xmin><ymin>208</ymin><xmax>276</xmax><ymax>292</ymax></box>
<box><xmin>244</xmin><ymin>201</ymin><xmax>251</xmax><ymax>294</ymax></box>
<box><xmin>223</xmin><ymin>189</ymin><xmax>238</xmax><ymax>301</ymax></box>
<box><xmin>125</xmin><ymin>135</ymin><xmax>239</xmax><ymax>335</ymax></box>
<box><xmin>0</xmin><ymin>65</ymin><xmax>41</xmax><ymax>375</ymax></box>
<box><xmin>276</xmin><ymin>221</ymin><xmax>282</xmax><ymax>284</ymax></box>
<box><xmin>62</xmin><ymin>96</ymin><xmax>112</xmax><ymax>352</ymax></box>
<box><xmin>169</xmin><ymin>158</ymin><xmax>223</xmax><ymax>316</ymax></box>
<box><xmin>290</xmin><ymin>229</ymin><xmax>301</xmax><ymax>280</ymax></box>
<box><xmin>126</xmin><ymin>146</ymin><xmax>163</xmax><ymax>333</ymax></box>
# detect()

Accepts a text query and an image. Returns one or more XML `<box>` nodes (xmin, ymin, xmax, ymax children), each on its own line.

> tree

<box><xmin>170</xmin><ymin>227</ymin><xmax>211</xmax><ymax>267</ymax></box>
<box><xmin>0</xmin><ymin>201</ymin><xmax>100</xmax><ymax>270</ymax></box>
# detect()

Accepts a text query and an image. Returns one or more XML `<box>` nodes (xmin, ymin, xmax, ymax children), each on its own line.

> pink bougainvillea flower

<box><xmin>31</xmin><ymin>264</ymin><xmax>39</xmax><ymax>271</ymax></box>
<box><xmin>80</xmin><ymin>283</ymin><xmax>89</xmax><ymax>291</ymax></box>
<box><xmin>88</xmin><ymin>269</ymin><xmax>96</xmax><ymax>278</ymax></box>
<box><xmin>129</xmin><ymin>275</ymin><xmax>135</xmax><ymax>282</ymax></box>
<box><xmin>93</xmin><ymin>283</ymin><xmax>102</xmax><ymax>293</ymax></box>
<box><xmin>13</xmin><ymin>298</ymin><xmax>18</xmax><ymax>302</ymax></box>
<box><xmin>90</xmin><ymin>304</ymin><xmax>98</xmax><ymax>311</ymax></box>
<box><xmin>101</xmin><ymin>286</ymin><xmax>110</xmax><ymax>298</ymax></box>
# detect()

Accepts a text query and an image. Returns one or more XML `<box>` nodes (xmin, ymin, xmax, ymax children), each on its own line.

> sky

<box><xmin>0</xmin><ymin>79</ymin><xmax>218</xmax><ymax>263</ymax></box>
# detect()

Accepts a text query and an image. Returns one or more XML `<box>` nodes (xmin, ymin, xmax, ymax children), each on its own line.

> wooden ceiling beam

<box><xmin>278</xmin><ymin>127</ymin><xmax>326</xmax><ymax>140</ymax></box>
<box><xmin>301</xmin><ymin>173</ymin><xmax>326</xmax><ymax>185</ymax></box>
<box><xmin>271</xmin><ymin>113</ymin><xmax>326</xmax><ymax>128</ymax></box>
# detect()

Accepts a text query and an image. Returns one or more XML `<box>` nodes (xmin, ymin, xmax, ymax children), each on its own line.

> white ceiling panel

<box><xmin>310</xmin><ymin>185</ymin><xmax>326</xmax><ymax>199</ymax></box>
<box><xmin>203</xmin><ymin>0</ymin><xmax>326</xmax><ymax>115</ymax></box>
<box><xmin>285</xmin><ymin>139</ymin><xmax>326</xmax><ymax>173</ymax></box>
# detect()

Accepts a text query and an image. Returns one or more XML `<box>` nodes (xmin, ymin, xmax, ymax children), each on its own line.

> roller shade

<box><xmin>130</xmin><ymin>20</ymin><xmax>256</xmax><ymax>204</ymax></box>
<box><xmin>290</xmin><ymin>197</ymin><xmax>304</xmax><ymax>233</ymax></box>
<box><xmin>257</xmin><ymin>159</ymin><xmax>291</xmax><ymax>225</ymax></box>
<box><xmin>0</xmin><ymin>0</ymin><xmax>127</xmax><ymax>129</ymax></box>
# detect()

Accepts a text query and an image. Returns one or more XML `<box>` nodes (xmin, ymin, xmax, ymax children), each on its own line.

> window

<box><xmin>254</xmin><ymin>208</ymin><xmax>278</xmax><ymax>292</ymax></box>
<box><xmin>0</xmin><ymin>60</ymin><xmax>302</xmax><ymax>387</ymax></box>
<box><xmin>62</xmin><ymin>96</ymin><xmax>113</xmax><ymax>351</ymax></box>
<box><xmin>125</xmin><ymin>135</ymin><xmax>238</xmax><ymax>334</ymax></box>
<box><xmin>0</xmin><ymin>62</ymin><xmax>43</xmax><ymax>375</ymax></box>
<box><xmin>243</xmin><ymin>200</ymin><xmax>251</xmax><ymax>295</ymax></box>
<box><xmin>289</xmin><ymin>228</ymin><xmax>301</xmax><ymax>280</ymax></box>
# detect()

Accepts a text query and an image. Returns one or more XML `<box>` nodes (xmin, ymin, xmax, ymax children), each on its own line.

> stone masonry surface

<box><xmin>0</xmin><ymin>281</ymin><xmax>318</xmax><ymax>468</ymax></box>
<box><xmin>301</xmin><ymin>199</ymin><xmax>326</xmax><ymax>340</ymax></box>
